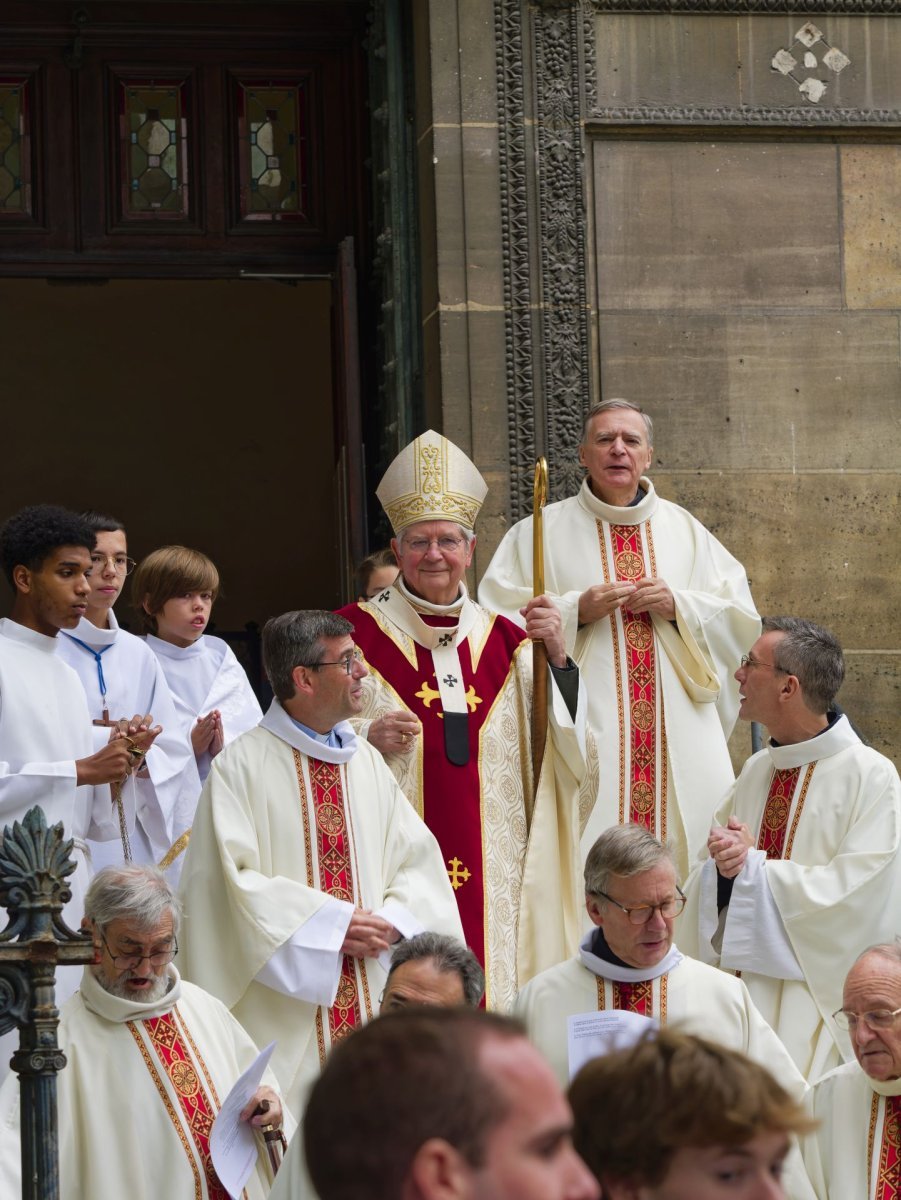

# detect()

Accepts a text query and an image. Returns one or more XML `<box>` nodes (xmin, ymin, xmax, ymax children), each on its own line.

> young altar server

<box><xmin>57</xmin><ymin>513</ymin><xmax>201</xmax><ymax>874</ymax></box>
<box><xmin>134</xmin><ymin>546</ymin><xmax>262</xmax><ymax>789</ymax></box>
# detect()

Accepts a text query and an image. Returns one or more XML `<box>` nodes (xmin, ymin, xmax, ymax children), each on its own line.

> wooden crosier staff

<box><xmin>531</xmin><ymin>457</ymin><xmax>549</xmax><ymax>797</ymax></box>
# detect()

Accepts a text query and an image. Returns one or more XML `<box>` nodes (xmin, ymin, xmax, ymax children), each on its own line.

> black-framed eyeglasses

<box><xmin>832</xmin><ymin>1005</ymin><xmax>901</xmax><ymax>1032</ymax></box>
<box><xmin>100</xmin><ymin>931</ymin><xmax>178</xmax><ymax>970</ymax></box>
<box><xmin>90</xmin><ymin>553</ymin><xmax>136</xmax><ymax>576</ymax></box>
<box><xmin>311</xmin><ymin>647</ymin><xmax>364</xmax><ymax>676</ymax></box>
<box><xmin>739</xmin><ymin>654</ymin><xmax>787</xmax><ymax>674</ymax></box>
<box><xmin>594</xmin><ymin>888</ymin><xmax>686</xmax><ymax>925</ymax></box>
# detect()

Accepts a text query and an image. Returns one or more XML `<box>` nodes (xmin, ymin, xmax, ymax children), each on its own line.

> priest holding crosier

<box><xmin>337</xmin><ymin>430</ymin><xmax>597</xmax><ymax>1010</ymax></box>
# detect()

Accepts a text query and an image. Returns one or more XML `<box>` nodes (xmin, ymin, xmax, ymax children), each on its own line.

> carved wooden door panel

<box><xmin>0</xmin><ymin>2</ymin><xmax>368</xmax><ymax>276</ymax></box>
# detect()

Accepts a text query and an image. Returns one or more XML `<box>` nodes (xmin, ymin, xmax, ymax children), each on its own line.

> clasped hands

<box><xmin>708</xmin><ymin>815</ymin><xmax>754</xmax><ymax>879</ymax></box>
<box><xmin>578</xmin><ymin>577</ymin><xmax>676</xmax><ymax>625</ymax></box>
<box><xmin>75</xmin><ymin>714</ymin><xmax>162</xmax><ymax>787</ymax></box>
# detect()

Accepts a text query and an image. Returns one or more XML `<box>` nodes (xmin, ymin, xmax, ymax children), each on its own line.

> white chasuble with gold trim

<box><xmin>0</xmin><ymin>968</ymin><xmax>290</xmax><ymax>1200</ymax></box>
<box><xmin>338</xmin><ymin>588</ymin><xmax>597</xmax><ymax>1011</ymax></box>
<box><xmin>178</xmin><ymin>710</ymin><xmax>462</xmax><ymax>1118</ymax></box>
<box><xmin>479</xmin><ymin>478</ymin><xmax>760</xmax><ymax>881</ymax></box>
<box><xmin>515</xmin><ymin>939</ymin><xmax>805</xmax><ymax>1102</ymax></box>
<box><xmin>683</xmin><ymin>716</ymin><xmax>901</xmax><ymax>1082</ymax></box>
<box><xmin>804</xmin><ymin>1062</ymin><xmax>901</xmax><ymax>1200</ymax></box>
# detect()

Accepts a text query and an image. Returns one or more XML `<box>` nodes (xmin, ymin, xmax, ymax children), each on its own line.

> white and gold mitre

<box><xmin>376</xmin><ymin>429</ymin><xmax>488</xmax><ymax>534</ymax></box>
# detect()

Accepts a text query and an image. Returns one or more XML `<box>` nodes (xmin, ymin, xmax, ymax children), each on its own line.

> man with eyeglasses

<box><xmin>336</xmin><ymin>429</ymin><xmax>596</xmax><ymax>1013</ymax></box>
<box><xmin>56</xmin><ymin>512</ymin><xmax>201</xmax><ymax>876</ymax></box>
<box><xmin>0</xmin><ymin>863</ymin><xmax>291</xmax><ymax>1199</ymax></box>
<box><xmin>514</xmin><ymin>824</ymin><xmax>804</xmax><ymax>1101</ymax></box>
<box><xmin>178</xmin><ymin>608</ymin><xmax>463</xmax><ymax>1119</ymax></box>
<box><xmin>480</xmin><ymin>399</ymin><xmax>760</xmax><ymax>884</ymax></box>
<box><xmin>682</xmin><ymin>616</ymin><xmax>901</xmax><ymax>1081</ymax></box>
<box><xmin>802</xmin><ymin>943</ymin><xmax>901</xmax><ymax>1198</ymax></box>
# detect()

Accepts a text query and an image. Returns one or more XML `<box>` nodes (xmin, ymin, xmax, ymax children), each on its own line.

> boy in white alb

<box><xmin>57</xmin><ymin>514</ymin><xmax>201</xmax><ymax>873</ymax></box>
<box><xmin>134</xmin><ymin>546</ymin><xmax>262</xmax><ymax>798</ymax></box>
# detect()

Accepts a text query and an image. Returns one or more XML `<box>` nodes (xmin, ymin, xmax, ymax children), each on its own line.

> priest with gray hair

<box><xmin>0</xmin><ymin>864</ymin><xmax>289</xmax><ymax>1200</ymax></box>
<box><xmin>514</xmin><ymin>824</ymin><xmax>804</xmax><ymax>1099</ymax></box>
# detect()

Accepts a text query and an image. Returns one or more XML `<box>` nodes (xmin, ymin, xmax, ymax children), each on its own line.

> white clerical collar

<box><xmin>260</xmin><ymin>698</ymin><xmax>358</xmax><ymax>764</ymax></box>
<box><xmin>79</xmin><ymin>962</ymin><xmax>182</xmax><ymax>1024</ymax></box>
<box><xmin>396</xmin><ymin>575</ymin><xmax>465</xmax><ymax>616</ymax></box>
<box><xmin>0</xmin><ymin>616</ymin><xmax>60</xmax><ymax>656</ymax></box>
<box><xmin>578</xmin><ymin>929</ymin><xmax>683</xmax><ymax>983</ymax></box>
<box><xmin>765</xmin><ymin>713</ymin><xmax>859</xmax><ymax>770</ymax></box>
<box><xmin>65</xmin><ymin>608</ymin><xmax>120</xmax><ymax>650</ymax></box>
<box><xmin>576</xmin><ymin>476</ymin><xmax>657</xmax><ymax>527</ymax></box>
<box><xmin>869</xmin><ymin>1071</ymin><xmax>901</xmax><ymax>1098</ymax></box>
<box><xmin>146</xmin><ymin>632</ymin><xmax>207</xmax><ymax>661</ymax></box>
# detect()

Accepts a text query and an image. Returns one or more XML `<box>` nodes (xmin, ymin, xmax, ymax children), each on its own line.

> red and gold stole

<box><xmin>336</xmin><ymin>603</ymin><xmax>526</xmax><ymax>974</ymax></box>
<box><xmin>128</xmin><ymin>1006</ymin><xmax>231</xmax><ymax>1200</ymax></box>
<box><xmin>600</xmin><ymin>522</ymin><xmax>667</xmax><ymax>837</ymax></box>
<box><xmin>870</xmin><ymin>1093</ymin><xmax>901</xmax><ymax>1199</ymax></box>
<box><xmin>757</xmin><ymin>764</ymin><xmax>817</xmax><ymax>860</ymax></box>
<box><xmin>596</xmin><ymin>975</ymin><xmax>668</xmax><ymax>1020</ymax></box>
<box><xmin>294</xmin><ymin>753</ymin><xmax>368</xmax><ymax>1063</ymax></box>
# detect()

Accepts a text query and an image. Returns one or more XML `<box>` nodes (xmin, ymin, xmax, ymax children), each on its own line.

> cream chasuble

<box><xmin>514</xmin><ymin>935</ymin><xmax>805</xmax><ymax>1098</ymax></box>
<box><xmin>0</xmin><ymin>967</ymin><xmax>291</xmax><ymax>1200</ymax></box>
<box><xmin>178</xmin><ymin>703</ymin><xmax>462</xmax><ymax>1118</ymax></box>
<box><xmin>337</xmin><ymin>583</ymin><xmax>598</xmax><ymax>1010</ymax></box>
<box><xmin>682</xmin><ymin>716</ymin><xmax>901</xmax><ymax>1081</ymax></box>
<box><xmin>479</xmin><ymin>478</ymin><xmax>759</xmax><ymax>880</ymax></box>
<box><xmin>803</xmin><ymin>1062</ymin><xmax>901</xmax><ymax>1200</ymax></box>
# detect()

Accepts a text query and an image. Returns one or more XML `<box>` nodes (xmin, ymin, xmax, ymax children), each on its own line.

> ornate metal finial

<box><xmin>0</xmin><ymin>807</ymin><xmax>82</xmax><ymax>945</ymax></box>
<box><xmin>0</xmin><ymin>806</ymin><xmax>97</xmax><ymax>1200</ymax></box>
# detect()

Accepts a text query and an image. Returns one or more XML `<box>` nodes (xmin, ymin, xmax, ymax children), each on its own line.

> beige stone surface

<box><xmin>590</xmin><ymin>14</ymin><xmax>900</xmax><ymax>114</ymax></box>
<box><xmin>592</xmin><ymin>140</ymin><xmax>842</xmax><ymax>309</ymax></box>
<box><xmin>840</xmin><ymin>653</ymin><xmax>900</xmax><ymax>769</ymax></box>
<box><xmin>738</xmin><ymin>16</ymin><xmax>901</xmax><ymax>113</ymax></box>
<box><xmin>599</xmin><ymin>312</ymin><xmax>901</xmax><ymax>472</ymax></box>
<box><xmin>593</xmin><ymin>13</ymin><xmax>743</xmax><ymax>110</ymax></box>
<box><xmin>843</xmin><ymin>145</ymin><xmax>901</xmax><ymax>310</ymax></box>
<box><xmin>653</xmin><ymin>471</ymin><xmax>899</xmax><ymax>655</ymax></box>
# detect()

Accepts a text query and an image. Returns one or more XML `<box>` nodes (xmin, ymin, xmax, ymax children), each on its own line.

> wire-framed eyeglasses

<box><xmin>311</xmin><ymin>647</ymin><xmax>364</xmax><ymax>675</ymax></box>
<box><xmin>594</xmin><ymin>888</ymin><xmax>686</xmax><ymax>925</ymax></box>
<box><xmin>100</xmin><ymin>931</ymin><xmax>178</xmax><ymax>970</ymax></box>
<box><xmin>739</xmin><ymin>654</ymin><xmax>787</xmax><ymax>674</ymax></box>
<box><xmin>90</xmin><ymin>553</ymin><xmax>136</xmax><ymax>576</ymax></box>
<box><xmin>832</xmin><ymin>1006</ymin><xmax>901</xmax><ymax>1032</ymax></box>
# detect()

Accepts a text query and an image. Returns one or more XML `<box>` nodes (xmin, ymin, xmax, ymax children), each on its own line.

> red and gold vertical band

<box><xmin>610</xmin><ymin>525</ymin><xmax>660</xmax><ymax>834</ymax></box>
<box><xmin>873</xmin><ymin>1092</ymin><xmax>901</xmax><ymax>1200</ymax></box>
<box><xmin>308</xmin><ymin>758</ymin><xmax>364</xmax><ymax>1045</ymax></box>
<box><xmin>137</xmin><ymin>1010</ymin><xmax>230</xmax><ymax>1200</ymax></box>
<box><xmin>757</xmin><ymin>767</ymin><xmax>803</xmax><ymax>860</ymax></box>
<box><xmin>596</xmin><ymin>975</ymin><xmax>668</xmax><ymax>1021</ymax></box>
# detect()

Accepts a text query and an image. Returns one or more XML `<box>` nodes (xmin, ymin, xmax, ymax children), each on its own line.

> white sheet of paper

<box><xmin>210</xmin><ymin>1041</ymin><xmax>276</xmax><ymax>1200</ymax></box>
<box><xmin>567</xmin><ymin>1010</ymin><xmax>658</xmax><ymax>1080</ymax></box>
